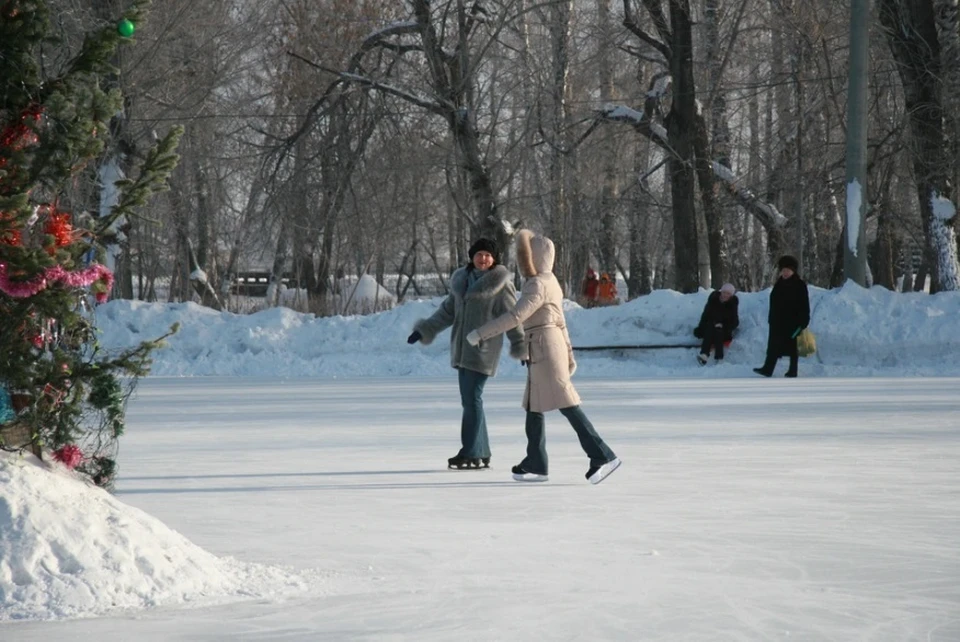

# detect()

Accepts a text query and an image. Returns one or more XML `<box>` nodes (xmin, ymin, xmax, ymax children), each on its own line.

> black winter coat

<box><xmin>767</xmin><ymin>274</ymin><xmax>810</xmax><ymax>355</ymax></box>
<box><xmin>696</xmin><ymin>291</ymin><xmax>740</xmax><ymax>338</ymax></box>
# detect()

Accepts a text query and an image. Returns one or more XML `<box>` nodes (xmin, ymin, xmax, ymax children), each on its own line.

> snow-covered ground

<box><xmin>2</xmin><ymin>282</ymin><xmax>960</xmax><ymax>640</ymax></box>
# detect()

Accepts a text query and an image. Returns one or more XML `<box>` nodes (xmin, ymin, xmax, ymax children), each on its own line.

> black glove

<box><xmin>520</xmin><ymin>359</ymin><xmax>528</xmax><ymax>367</ymax></box>
<box><xmin>407</xmin><ymin>330</ymin><xmax>422</xmax><ymax>344</ymax></box>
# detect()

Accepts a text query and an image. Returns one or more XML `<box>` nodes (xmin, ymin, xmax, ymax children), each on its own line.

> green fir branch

<box><xmin>95</xmin><ymin>126</ymin><xmax>183</xmax><ymax>238</ymax></box>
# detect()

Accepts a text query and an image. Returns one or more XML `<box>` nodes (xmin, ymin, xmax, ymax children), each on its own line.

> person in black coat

<box><xmin>754</xmin><ymin>255</ymin><xmax>810</xmax><ymax>378</ymax></box>
<box><xmin>693</xmin><ymin>283</ymin><xmax>739</xmax><ymax>363</ymax></box>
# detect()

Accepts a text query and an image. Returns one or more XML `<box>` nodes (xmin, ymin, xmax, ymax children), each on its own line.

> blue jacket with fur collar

<box><xmin>413</xmin><ymin>264</ymin><xmax>526</xmax><ymax>376</ymax></box>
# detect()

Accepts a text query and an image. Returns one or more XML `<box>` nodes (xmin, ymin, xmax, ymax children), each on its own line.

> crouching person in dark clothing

<box><xmin>694</xmin><ymin>283</ymin><xmax>740</xmax><ymax>364</ymax></box>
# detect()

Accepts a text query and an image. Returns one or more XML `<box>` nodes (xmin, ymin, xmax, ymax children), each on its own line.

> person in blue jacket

<box><xmin>407</xmin><ymin>239</ymin><xmax>526</xmax><ymax>469</ymax></box>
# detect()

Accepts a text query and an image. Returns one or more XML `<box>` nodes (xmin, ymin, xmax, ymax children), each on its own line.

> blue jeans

<box><xmin>520</xmin><ymin>405</ymin><xmax>616</xmax><ymax>475</ymax></box>
<box><xmin>458</xmin><ymin>368</ymin><xmax>490</xmax><ymax>458</ymax></box>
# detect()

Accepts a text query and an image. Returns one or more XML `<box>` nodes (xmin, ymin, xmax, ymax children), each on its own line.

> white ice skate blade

<box><xmin>588</xmin><ymin>458</ymin><xmax>622</xmax><ymax>485</ymax></box>
<box><xmin>512</xmin><ymin>472</ymin><xmax>549</xmax><ymax>482</ymax></box>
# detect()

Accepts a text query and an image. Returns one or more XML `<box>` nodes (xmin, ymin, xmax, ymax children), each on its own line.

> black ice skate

<box><xmin>511</xmin><ymin>464</ymin><xmax>548</xmax><ymax>482</ymax></box>
<box><xmin>586</xmin><ymin>458</ymin><xmax>622</xmax><ymax>485</ymax></box>
<box><xmin>448</xmin><ymin>455</ymin><xmax>490</xmax><ymax>470</ymax></box>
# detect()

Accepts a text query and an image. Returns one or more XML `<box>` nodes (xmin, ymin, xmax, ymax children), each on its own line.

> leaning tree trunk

<box><xmin>612</xmin><ymin>0</ymin><xmax>791</xmax><ymax>283</ymax></box>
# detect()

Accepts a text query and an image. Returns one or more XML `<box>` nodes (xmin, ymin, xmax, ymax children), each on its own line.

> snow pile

<box><xmin>0</xmin><ymin>454</ymin><xmax>314</xmax><ymax>621</ymax></box>
<box><xmin>93</xmin><ymin>281</ymin><xmax>960</xmax><ymax>378</ymax></box>
<box><xmin>931</xmin><ymin>192</ymin><xmax>956</xmax><ymax>221</ymax></box>
<box><xmin>337</xmin><ymin>273</ymin><xmax>397</xmax><ymax>313</ymax></box>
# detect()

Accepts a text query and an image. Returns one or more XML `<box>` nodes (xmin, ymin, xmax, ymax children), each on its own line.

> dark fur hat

<box><xmin>777</xmin><ymin>254</ymin><xmax>799</xmax><ymax>271</ymax></box>
<box><xmin>468</xmin><ymin>238</ymin><xmax>499</xmax><ymax>264</ymax></box>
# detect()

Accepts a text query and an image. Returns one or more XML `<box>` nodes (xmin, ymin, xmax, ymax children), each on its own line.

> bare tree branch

<box><xmin>622</xmin><ymin>0</ymin><xmax>671</xmax><ymax>59</ymax></box>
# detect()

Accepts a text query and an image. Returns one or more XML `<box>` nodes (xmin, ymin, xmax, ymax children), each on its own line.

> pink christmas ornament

<box><xmin>52</xmin><ymin>444</ymin><xmax>83</xmax><ymax>469</ymax></box>
<box><xmin>0</xmin><ymin>262</ymin><xmax>113</xmax><ymax>302</ymax></box>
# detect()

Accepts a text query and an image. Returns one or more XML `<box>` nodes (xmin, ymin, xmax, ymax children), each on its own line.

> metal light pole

<box><xmin>843</xmin><ymin>0</ymin><xmax>870</xmax><ymax>286</ymax></box>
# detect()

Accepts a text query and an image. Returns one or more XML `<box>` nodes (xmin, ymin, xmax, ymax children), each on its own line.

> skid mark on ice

<box><xmin>121</xmin><ymin>469</ymin><xmax>446</xmax><ymax>482</ymax></box>
<box><xmin>118</xmin><ymin>480</ymin><xmax>577</xmax><ymax>495</ymax></box>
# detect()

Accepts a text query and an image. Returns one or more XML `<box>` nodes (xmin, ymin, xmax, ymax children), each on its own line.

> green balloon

<box><xmin>118</xmin><ymin>19</ymin><xmax>135</xmax><ymax>38</ymax></box>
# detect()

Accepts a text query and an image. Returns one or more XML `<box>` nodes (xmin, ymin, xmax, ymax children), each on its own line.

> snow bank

<box><xmin>0</xmin><ymin>454</ymin><xmax>314</xmax><ymax>621</ymax></box>
<box><xmin>94</xmin><ymin>282</ymin><xmax>960</xmax><ymax>378</ymax></box>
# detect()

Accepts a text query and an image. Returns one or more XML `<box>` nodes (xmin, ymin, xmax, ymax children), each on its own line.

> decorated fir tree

<box><xmin>0</xmin><ymin>0</ymin><xmax>181</xmax><ymax>486</ymax></box>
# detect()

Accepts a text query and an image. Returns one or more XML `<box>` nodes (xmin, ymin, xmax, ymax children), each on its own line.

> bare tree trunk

<box><xmin>693</xmin><ymin>114</ymin><xmax>725</xmax><ymax>287</ymax></box>
<box><xmin>874</xmin><ymin>207</ymin><xmax>897</xmax><ymax>289</ymax></box>
<box><xmin>168</xmin><ymin>179</ymin><xmax>193</xmax><ymax>303</ymax></box>
<box><xmin>700</xmin><ymin>0</ymin><xmax>731</xmax><ymax>288</ymax></box>
<box><xmin>187</xmin><ymin>239</ymin><xmax>223</xmax><ymax>310</ymax></box>
<box><xmin>290</xmin><ymin>137</ymin><xmax>318</xmax><ymax>296</ymax></box>
<box><xmin>191</xmin><ymin>154</ymin><xmax>220</xmax><ymax>309</ymax></box>
<box><xmin>268</xmin><ymin>218</ymin><xmax>290</xmax><ymax>308</ymax></box>
<box><xmin>517</xmin><ymin>0</ymin><xmax>550</xmax><ymax>228</ymax></box>
<box><xmin>935</xmin><ymin>0</ymin><xmax>960</xmax><ymax>200</ymax></box>
<box><xmin>222</xmin><ymin>171</ymin><xmax>265</xmax><ymax>298</ymax></box>
<box><xmin>628</xmin><ymin>139</ymin><xmax>654</xmax><ymax>297</ymax></box>
<box><xmin>409</xmin><ymin>0</ymin><xmax>505</xmax><ymax>249</ymax></box>
<box><xmin>666</xmin><ymin>0</ymin><xmax>700</xmax><ymax>293</ymax></box>
<box><xmin>115</xmin><ymin>242</ymin><xmax>134</xmax><ymax>299</ymax></box>
<box><xmin>767</xmin><ymin>0</ymin><xmax>791</xmax><ymax>220</ymax></box>
<box><xmin>596</xmin><ymin>0</ymin><xmax>620</xmax><ymax>277</ymax></box>
<box><xmin>545</xmin><ymin>0</ymin><xmax>576</xmax><ymax>291</ymax></box>
<box><xmin>879</xmin><ymin>0</ymin><xmax>960</xmax><ymax>291</ymax></box>
<box><xmin>746</xmin><ymin>47</ymin><xmax>764</xmax><ymax>289</ymax></box>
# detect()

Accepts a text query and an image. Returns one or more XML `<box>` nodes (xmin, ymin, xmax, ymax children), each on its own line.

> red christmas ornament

<box><xmin>43</xmin><ymin>210</ymin><xmax>74</xmax><ymax>248</ymax></box>
<box><xmin>0</xmin><ymin>105</ymin><xmax>42</xmax><ymax>148</ymax></box>
<box><xmin>0</xmin><ymin>105</ymin><xmax>44</xmax><ymax>190</ymax></box>
<box><xmin>0</xmin><ymin>210</ymin><xmax>21</xmax><ymax>246</ymax></box>
<box><xmin>0</xmin><ymin>229</ymin><xmax>22</xmax><ymax>246</ymax></box>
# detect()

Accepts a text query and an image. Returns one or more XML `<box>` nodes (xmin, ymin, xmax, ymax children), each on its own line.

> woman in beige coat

<box><xmin>467</xmin><ymin>230</ymin><xmax>621</xmax><ymax>484</ymax></box>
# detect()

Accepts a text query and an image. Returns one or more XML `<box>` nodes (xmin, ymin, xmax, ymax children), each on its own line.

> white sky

<box><xmin>2</xmin><ymin>284</ymin><xmax>960</xmax><ymax>640</ymax></box>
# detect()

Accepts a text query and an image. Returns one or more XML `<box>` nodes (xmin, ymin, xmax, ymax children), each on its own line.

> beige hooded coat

<box><xmin>474</xmin><ymin>230</ymin><xmax>581</xmax><ymax>412</ymax></box>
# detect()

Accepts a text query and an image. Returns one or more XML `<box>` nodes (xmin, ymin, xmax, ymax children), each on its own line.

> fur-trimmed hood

<box><xmin>515</xmin><ymin>229</ymin><xmax>555</xmax><ymax>278</ymax></box>
<box><xmin>474</xmin><ymin>229</ymin><xmax>579</xmax><ymax>412</ymax></box>
<box><xmin>450</xmin><ymin>263</ymin><xmax>512</xmax><ymax>298</ymax></box>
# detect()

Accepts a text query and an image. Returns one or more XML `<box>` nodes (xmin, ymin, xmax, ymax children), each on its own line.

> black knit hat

<box><xmin>777</xmin><ymin>254</ymin><xmax>799</xmax><ymax>271</ymax></box>
<box><xmin>468</xmin><ymin>238</ymin><xmax>499</xmax><ymax>264</ymax></box>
